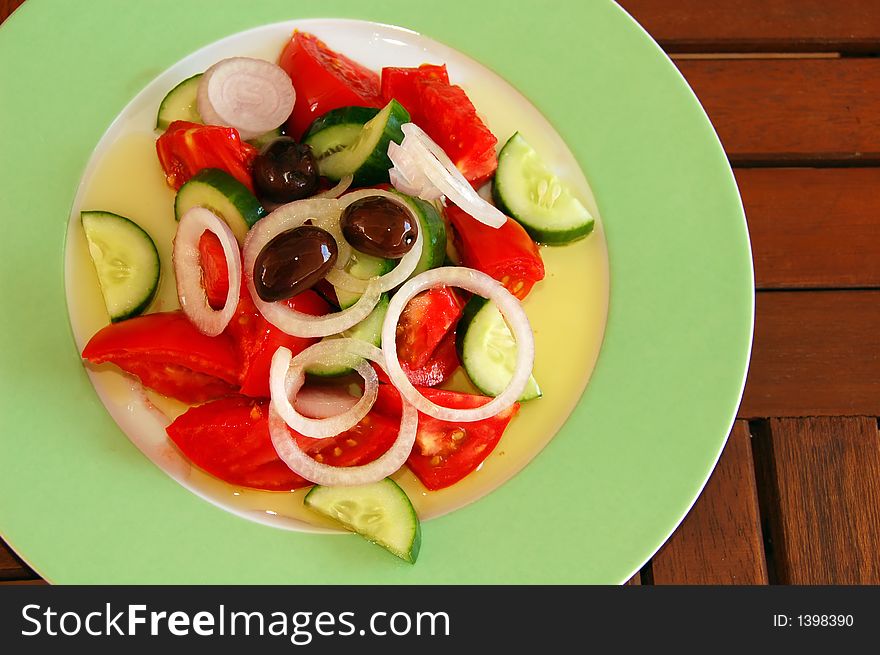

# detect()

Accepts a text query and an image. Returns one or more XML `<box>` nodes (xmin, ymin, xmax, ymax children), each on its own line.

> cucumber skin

<box><xmin>81</xmin><ymin>211</ymin><xmax>160</xmax><ymax>323</ymax></box>
<box><xmin>309</xmin><ymin>101</ymin><xmax>410</xmax><ymax>186</ymax></box>
<box><xmin>493</xmin><ymin>133</ymin><xmax>595</xmax><ymax>245</ymax></box>
<box><xmin>302</xmin><ymin>106</ymin><xmax>381</xmax><ymax>141</ymax></box>
<box><xmin>305</xmin><ymin>294</ymin><xmax>389</xmax><ymax>378</ymax></box>
<box><xmin>155</xmin><ymin>73</ymin><xmax>202</xmax><ymax>131</ymax></box>
<box><xmin>174</xmin><ymin>168</ymin><xmax>266</xmax><ymax>243</ymax></box>
<box><xmin>304</xmin><ymin>478</ymin><xmax>421</xmax><ymax>564</ymax></box>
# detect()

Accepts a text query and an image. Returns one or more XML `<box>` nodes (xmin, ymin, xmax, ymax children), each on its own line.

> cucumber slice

<box><xmin>305</xmin><ymin>100</ymin><xmax>409</xmax><ymax>186</ymax></box>
<box><xmin>304</xmin><ymin>478</ymin><xmax>421</xmax><ymax>563</ymax></box>
<box><xmin>306</xmin><ymin>294</ymin><xmax>389</xmax><ymax>378</ymax></box>
<box><xmin>457</xmin><ymin>296</ymin><xmax>542</xmax><ymax>401</ymax></box>
<box><xmin>394</xmin><ymin>192</ymin><xmax>446</xmax><ymax>278</ymax></box>
<box><xmin>334</xmin><ymin>252</ymin><xmax>395</xmax><ymax>310</ymax></box>
<box><xmin>174</xmin><ymin>168</ymin><xmax>266</xmax><ymax>243</ymax></box>
<box><xmin>302</xmin><ymin>105</ymin><xmax>380</xmax><ymax>143</ymax></box>
<box><xmin>493</xmin><ymin>132</ymin><xmax>594</xmax><ymax>245</ymax></box>
<box><xmin>81</xmin><ymin>211</ymin><xmax>160</xmax><ymax>323</ymax></box>
<box><xmin>156</xmin><ymin>74</ymin><xmax>202</xmax><ymax>130</ymax></box>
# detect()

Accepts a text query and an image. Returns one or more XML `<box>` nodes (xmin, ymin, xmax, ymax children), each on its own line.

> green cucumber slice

<box><xmin>458</xmin><ymin>296</ymin><xmax>542</xmax><ymax>401</ymax></box>
<box><xmin>302</xmin><ymin>105</ymin><xmax>380</xmax><ymax>142</ymax></box>
<box><xmin>81</xmin><ymin>211</ymin><xmax>160</xmax><ymax>323</ymax></box>
<box><xmin>305</xmin><ymin>101</ymin><xmax>409</xmax><ymax>186</ymax></box>
<box><xmin>394</xmin><ymin>192</ymin><xmax>446</xmax><ymax>278</ymax></box>
<box><xmin>174</xmin><ymin>168</ymin><xmax>266</xmax><ymax>244</ymax></box>
<box><xmin>334</xmin><ymin>253</ymin><xmax>395</xmax><ymax>310</ymax></box>
<box><xmin>306</xmin><ymin>294</ymin><xmax>389</xmax><ymax>378</ymax></box>
<box><xmin>493</xmin><ymin>132</ymin><xmax>594</xmax><ymax>245</ymax></box>
<box><xmin>156</xmin><ymin>73</ymin><xmax>202</xmax><ymax>130</ymax></box>
<box><xmin>304</xmin><ymin>478</ymin><xmax>421</xmax><ymax>563</ymax></box>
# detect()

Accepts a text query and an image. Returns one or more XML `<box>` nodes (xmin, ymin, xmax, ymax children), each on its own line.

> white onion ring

<box><xmin>388</xmin><ymin>123</ymin><xmax>506</xmax><ymax>228</ymax></box>
<box><xmin>242</xmin><ymin>198</ymin><xmax>382</xmax><ymax>337</ymax></box>
<box><xmin>270</xmin><ymin>342</ymin><xmax>378</xmax><ymax>439</ymax></box>
<box><xmin>323</xmin><ymin>189</ymin><xmax>424</xmax><ymax>293</ymax></box>
<box><xmin>312</xmin><ymin>174</ymin><xmax>353</xmax><ymax>200</ymax></box>
<box><xmin>268</xmin><ymin>340</ymin><xmax>419</xmax><ymax>486</ymax></box>
<box><xmin>197</xmin><ymin>57</ymin><xmax>295</xmax><ymax>140</ymax></box>
<box><xmin>382</xmin><ymin>267</ymin><xmax>534</xmax><ymax>422</ymax></box>
<box><xmin>173</xmin><ymin>206</ymin><xmax>241</xmax><ymax>336</ymax></box>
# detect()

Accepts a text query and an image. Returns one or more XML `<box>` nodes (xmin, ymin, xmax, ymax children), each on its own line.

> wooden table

<box><xmin>2</xmin><ymin>0</ymin><xmax>878</xmax><ymax>585</ymax></box>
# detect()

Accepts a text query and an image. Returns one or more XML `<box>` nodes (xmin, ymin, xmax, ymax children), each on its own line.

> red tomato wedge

<box><xmin>228</xmin><ymin>290</ymin><xmax>331</xmax><ymax>398</ymax></box>
<box><xmin>373</xmin><ymin>385</ymin><xmax>519</xmax><ymax>490</ymax></box>
<box><xmin>380</xmin><ymin>64</ymin><xmax>449</xmax><ymax>127</ymax></box>
<box><xmin>156</xmin><ymin>120</ymin><xmax>258</xmax><ymax>192</ymax></box>
<box><xmin>397</xmin><ymin>286</ymin><xmax>464</xmax><ymax>369</ymax></box>
<box><xmin>166</xmin><ymin>396</ymin><xmax>400</xmax><ymax>491</ymax></box>
<box><xmin>82</xmin><ymin>311</ymin><xmax>240</xmax><ymax>404</ymax></box>
<box><xmin>279</xmin><ymin>31</ymin><xmax>384</xmax><ymax>138</ymax></box>
<box><xmin>380</xmin><ymin>65</ymin><xmax>498</xmax><ymax>185</ymax></box>
<box><xmin>376</xmin><ymin>330</ymin><xmax>461</xmax><ymax>388</ymax></box>
<box><xmin>446</xmin><ymin>203</ymin><xmax>545</xmax><ymax>299</ymax></box>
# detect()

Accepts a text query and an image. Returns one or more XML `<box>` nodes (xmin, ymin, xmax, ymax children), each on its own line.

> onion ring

<box><xmin>242</xmin><ymin>198</ymin><xmax>382</xmax><ymax>337</ymax></box>
<box><xmin>312</xmin><ymin>174</ymin><xmax>353</xmax><ymax>200</ymax></box>
<box><xmin>382</xmin><ymin>267</ymin><xmax>534</xmax><ymax>421</ymax></box>
<box><xmin>270</xmin><ymin>342</ymin><xmax>378</xmax><ymax>439</ymax></box>
<box><xmin>197</xmin><ymin>57</ymin><xmax>295</xmax><ymax>140</ymax></box>
<box><xmin>268</xmin><ymin>340</ymin><xmax>418</xmax><ymax>486</ymax></box>
<box><xmin>173</xmin><ymin>206</ymin><xmax>241</xmax><ymax>336</ymax></box>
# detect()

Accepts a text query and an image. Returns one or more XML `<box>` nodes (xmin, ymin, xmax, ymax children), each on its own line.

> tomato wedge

<box><xmin>166</xmin><ymin>395</ymin><xmax>400</xmax><ymax>491</ymax></box>
<box><xmin>82</xmin><ymin>311</ymin><xmax>240</xmax><ymax>404</ymax></box>
<box><xmin>381</xmin><ymin>330</ymin><xmax>461</xmax><ymax>388</ymax></box>
<box><xmin>199</xmin><ymin>231</ymin><xmax>228</xmax><ymax>310</ymax></box>
<box><xmin>380</xmin><ymin>65</ymin><xmax>497</xmax><ymax>185</ymax></box>
<box><xmin>373</xmin><ymin>385</ymin><xmax>519</xmax><ymax>490</ymax></box>
<box><xmin>279</xmin><ymin>31</ymin><xmax>384</xmax><ymax>138</ymax></box>
<box><xmin>397</xmin><ymin>286</ymin><xmax>464</xmax><ymax>368</ymax></box>
<box><xmin>446</xmin><ymin>203</ymin><xmax>545</xmax><ymax>300</ymax></box>
<box><xmin>156</xmin><ymin>120</ymin><xmax>258</xmax><ymax>191</ymax></box>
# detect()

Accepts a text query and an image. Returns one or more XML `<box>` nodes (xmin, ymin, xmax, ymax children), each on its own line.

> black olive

<box><xmin>340</xmin><ymin>197</ymin><xmax>418</xmax><ymax>259</ymax></box>
<box><xmin>253</xmin><ymin>137</ymin><xmax>319</xmax><ymax>204</ymax></box>
<box><xmin>254</xmin><ymin>226</ymin><xmax>337</xmax><ymax>302</ymax></box>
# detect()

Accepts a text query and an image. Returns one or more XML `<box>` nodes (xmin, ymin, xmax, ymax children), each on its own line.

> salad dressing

<box><xmin>65</xmin><ymin>32</ymin><xmax>609</xmax><ymax>531</ymax></box>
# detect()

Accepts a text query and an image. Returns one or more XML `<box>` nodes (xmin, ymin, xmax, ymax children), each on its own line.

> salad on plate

<box><xmin>76</xmin><ymin>29</ymin><xmax>598</xmax><ymax>563</ymax></box>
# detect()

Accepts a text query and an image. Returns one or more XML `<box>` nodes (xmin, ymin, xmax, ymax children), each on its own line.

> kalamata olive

<box><xmin>253</xmin><ymin>137</ymin><xmax>319</xmax><ymax>204</ymax></box>
<box><xmin>254</xmin><ymin>226</ymin><xmax>337</xmax><ymax>302</ymax></box>
<box><xmin>340</xmin><ymin>197</ymin><xmax>418</xmax><ymax>259</ymax></box>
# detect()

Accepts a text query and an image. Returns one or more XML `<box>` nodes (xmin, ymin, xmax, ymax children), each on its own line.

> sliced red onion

<box><xmin>270</xmin><ymin>342</ymin><xmax>378</xmax><ymax>439</ymax></box>
<box><xmin>388</xmin><ymin>123</ymin><xmax>506</xmax><ymax>228</ymax></box>
<box><xmin>268</xmin><ymin>340</ymin><xmax>419</xmax><ymax>486</ymax></box>
<box><xmin>323</xmin><ymin>189</ymin><xmax>424</xmax><ymax>293</ymax></box>
<box><xmin>173</xmin><ymin>206</ymin><xmax>241</xmax><ymax>336</ymax></box>
<box><xmin>197</xmin><ymin>57</ymin><xmax>295</xmax><ymax>140</ymax></box>
<box><xmin>312</xmin><ymin>174</ymin><xmax>353</xmax><ymax>200</ymax></box>
<box><xmin>242</xmin><ymin>198</ymin><xmax>382</xmax><ymax>337</ymax></box>
<box><xmin>382</xmin><ymin>267</ymin><xmax>534</xmax><ymax>422</ymax></box>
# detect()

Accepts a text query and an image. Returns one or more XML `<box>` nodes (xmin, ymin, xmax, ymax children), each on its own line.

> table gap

<box><xmin>748</xmin><ymin>419</ymin><xmax>783</xmax><ymax>585</ymax></box>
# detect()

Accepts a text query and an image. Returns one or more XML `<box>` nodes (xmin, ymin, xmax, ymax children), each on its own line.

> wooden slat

<box><xmin>756</xmin><ymin>417</ymin><xmax>880</xmax><ymax>584</ymax></box>
<box><xmin>619</xmin><ymin>0</ymin><xmax>880</xmax><ymax>54</ymax></box>
<box><xmin>740</xmin><ymin>291</ymin><xmax>880</xmax><ymax>418</ymax></box>
<box><xmin>652</xmin><ymin>422</ymin><xmax>767</xmax><ymax>584</ymax></box>
<box><xmin>0</xmin><ymin>539</ymin><xmax>35</xmax><ymax>581</ymax></box>
<box><xmin>738</xmin><ymin>168</ymin><xmax>880</xmax><ymax>289</ymax></box>
<box><xmin>625</xmin><ymin>571</ymin><xmax>642</xmax><ymax>585</ymax></box>
<box><xmin>0</xmin><ymin>0</ymin><xmax>24</xmax><ymax>24</ymax></box>
<box><xmin>676</xmin><ymin>58</ymin><xmax>880</xmax><ymax>165</ymax></box>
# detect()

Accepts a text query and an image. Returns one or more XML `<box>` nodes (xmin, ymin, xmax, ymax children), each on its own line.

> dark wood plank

<box><xmin>738</xmin><ymin>168</ymin><xmax>880</xmax><ymax>289</ymax></box>
<box><xmin>0</xmin><ymin>538</ymin><xmax>35</xmax><ymax>581</ymax></box>
<box><xmin>740</xmin><ymin>291</ymin><xmax>880</xmax><ymax>418</ymax></box>
<box><xmin>0</xmin><ymin>0</ymin><xmax>25</xmax><ymax>24</ymax></box>
<box><xmin>652</xmin><ymin>421</ymin><xmax>767</xmax><ymax>584</ymax></box>
<box><xmin>620</xmin><ymin>0</ymin><xmax>880</xmax><ymax>54</ymax></box>
<box><xmin>676</xmin><ymin>59</ymin><xmax>880</xmax><ymax>165</ymax></box>
<box><xmin>757</xmin><ymin>417</ymin><xmax>880</xmax><ymax>584</ymax></box>
<box><xmin>625</xmin><ymin>571</ymin><xmax>642</xmax><ymax>585</ymax></box>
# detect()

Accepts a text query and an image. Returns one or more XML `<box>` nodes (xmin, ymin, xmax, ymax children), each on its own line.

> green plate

<box><xmin>0</xmin><ymin>0</ymin><xmax>752</xmax><ymax>583</ymax></box>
